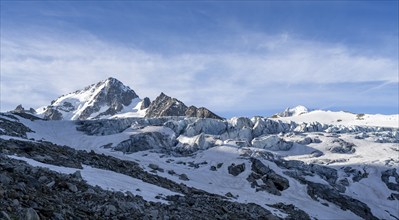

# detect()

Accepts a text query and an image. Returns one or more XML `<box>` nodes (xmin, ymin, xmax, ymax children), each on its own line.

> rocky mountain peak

<box><xmin>145</xmin><ymin>93</ymin><xmax>188</xmax><ymax>118</ymax></box>
<box><xmin>35</xmin><ymin>77</ymin><xmax>222</xmax><ymax>120</ymax></box>
<box><xmin>38</xmin><ymin>77</ymin><xmax>141</xmax><ymax>120</ymax></box>
<box><xmin>11</xmin><ymin>104</ymin><xmax>36</xmax><ymax>114</ymax></box>
<box><xmin>145</xmin><ymin>93</ymin><xmax>222</xmax><ymax>119</ymax></box>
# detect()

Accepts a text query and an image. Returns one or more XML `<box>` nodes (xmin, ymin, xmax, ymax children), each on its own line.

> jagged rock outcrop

<box><xmin>11</xmin><ymin>104</ymin><xmax>36</xmax><ymax>114</ymax></box>
<box><xmin>145</xmin><ymin>93</ymin><xmax>222</xmax><ymax>119</ymax></box>
<box><xmin>0</xmin><ymin>113</ymin><xmax>33</xmax><ymax>138</ymax></box>
<box><xmin>185</xmin><ymin>106</ymin><xmax>223</xmax><ymax>120</ymax></box>
<box><xmin>343</xmin><ymin>167</ymin><xmax>368</xmax><ymax>182</ymax></box>
<box><xmin>140</xmin><ymin>97</ymin><xmax>151</xmax><ymax>110</ymax></box>
<box><xmin>306</xmin><ymin>182</ymin><xmax>378</xmax><ymax>220</ymax></box>
<box><xmin>247</xmin><ymin>158</ymin><xmax>289</xmax><ymax>195</ymax></box>
<box><xmin>43</xmin><ymin>107</ymin><xmax>63</xmax><ymax>120</ymax></box>
<box><xmin>145</xmin><ymin>93</ymin><xmax>188</xmax><ymax>118</ymax></box>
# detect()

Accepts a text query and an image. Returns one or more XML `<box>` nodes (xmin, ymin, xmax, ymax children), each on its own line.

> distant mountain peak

<box><xmin>145</xmin><ymin>93</ymin><xmax>222</xmax><ymax>120</ymax></box>
<box><xmin>34</xmin><ymin>77</ymin><xmax>222</xmax><ymax>121</ymax></box>
<box><xmin>276</xmin><ymin>105</ymin><xmax>309</xmax><ymax>117</ymax></box>
<box><xmin>37</xmin><ymin>77</ymin><xmax>142</xmax><ymax>120</ymax></box>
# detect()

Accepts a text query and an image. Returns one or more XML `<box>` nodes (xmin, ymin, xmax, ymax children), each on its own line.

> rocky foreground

<box><xmin>0</xmin><ymin>138</ymin><xmax>312</xmax><ymax>220</ymax></box>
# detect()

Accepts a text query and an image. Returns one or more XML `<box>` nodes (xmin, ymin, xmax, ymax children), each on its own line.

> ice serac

<box><xmin>145</xmin><ymin>93</ymin><xmax>222</xmax><ymax>119</ymax></box>
<box><xmin>38</xmin><ymin>77</ymin><xmax>141</xmax><ymax>120</ymax></box>
<box><xmin>277</xmin><ymin>105</ymin><xmax>309</xmax><ymax>117</ymax></box>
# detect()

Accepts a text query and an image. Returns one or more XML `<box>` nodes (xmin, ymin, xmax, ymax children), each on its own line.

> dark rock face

<box><xmin>145</xmin><ymin>93</ymin><xmax>188</xmax><ymax>118</ymax></box>
<box><xmin>43</xmin><ymin>107</ymin><xmax>63</xmax><ymax>120</ymax></box>
<box><xmin>11</xmin><ymin>105</ymin><xmax>37</xmax><ymax>115</ymax></box>
<box><xmin>140</xmin><ymin>97</ymin><xmax>151</xmax><ymax>110</ymax></box>
<box><xmin>276</xmin><ymin>160</ymin><xmax>339</xmax><ymax>187</ymax></box>
<box><xmin>247</xmin><ymin>158</ymin><xmax>289</xmax><ymax>195</ymax></box>
<box><xmin>388</xmin><ymin>193</ymin><xmax>399</xmax><ymax>200</ymax></box>
<box><xmin>228</xmin><ymin>163</ymin><xmax>246</xmax><ymax>176</ymax></box>
<box><xmin>78</xmin><ymin>78</ymin><xmax>139</xmax><ymax>120</ymax></box>
<box><xmin>185</xmin><ymin>106</ymin><xmax>223</xmax><ymax>120</ymax></box>
<box><xmin>0</xmin><ymin>114</ymin><xmax>33</xmax><ymax>138</ymax></box>
<box><xmin>381</xmin><ymin>168</ymin><xmax>399</xmax><ymax>192</ymax></box>
<box><xmin>306</xmin><ymin>182</ymin><xmax>378</xmax><ymax>220</ymax></box>
<box><xmin>343</xmin><ymin>167</ymin><xmax>368</xmax><ymax>182</ymax></box>
<box><xmin>145</xmin><ymin>93</ymin><xmax>222</xmax><ymax>119</ymax></box>
<box><xmin>12</xmin><ymin>104</ymin><xmax>25</xmax><ymax>113</ymax></box>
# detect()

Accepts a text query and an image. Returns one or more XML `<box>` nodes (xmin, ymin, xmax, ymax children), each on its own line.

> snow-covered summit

<box><xmin>276</xmin><ymin>105</ymin><xmax>309</xmax><ymax>117</ymax></box>
<box><xmin>36</xmin><ymin>77</ymin><xmax>146</xmax><ymax>120</ymax></box>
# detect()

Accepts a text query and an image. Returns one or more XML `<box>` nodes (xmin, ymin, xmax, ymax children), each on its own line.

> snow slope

<box><xmin>274</xmin><ymin>110</ymin><xmax>399</xmax><ymax>128</ymax></box>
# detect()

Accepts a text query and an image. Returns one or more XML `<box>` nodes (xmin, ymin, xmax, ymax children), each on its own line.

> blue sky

<box><xmin>1</xmin><ymin>1</ymin><xmax>398</xmax><ymax>117</ymax></box>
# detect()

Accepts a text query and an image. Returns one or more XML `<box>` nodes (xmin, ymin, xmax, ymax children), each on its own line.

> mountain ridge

<box><xmin>35</xmin><ymin>77</ymin><xmax>142</xmax><ymax>120</ymax></box>
<box><xmin>31</xmin><ymin>77</ymin><xmax>223</xmax><ymax>120</ymax></box>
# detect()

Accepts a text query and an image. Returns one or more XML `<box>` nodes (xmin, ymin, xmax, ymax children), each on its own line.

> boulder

<box><xmin>228</xmin><ymin>163</ymin><xmax>246</xmax><ymax>176</ymax></box>
<box><xmin>23</xmin><ymin>208</ymin><xmax>40</xmax><ymax>220</ymax></box>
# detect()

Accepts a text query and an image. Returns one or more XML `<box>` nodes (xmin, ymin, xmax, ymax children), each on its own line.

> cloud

<box><xmin>1</xmin><ymin>33</ymin><xmax>397</xmax><ymax>115</ymax></box>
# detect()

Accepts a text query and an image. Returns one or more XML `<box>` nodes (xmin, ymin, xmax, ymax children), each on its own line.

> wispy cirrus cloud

<box><xmin>1</xmin><ymin>32</ymin><xmax>398</xmax><ymax>116</ymax></box>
